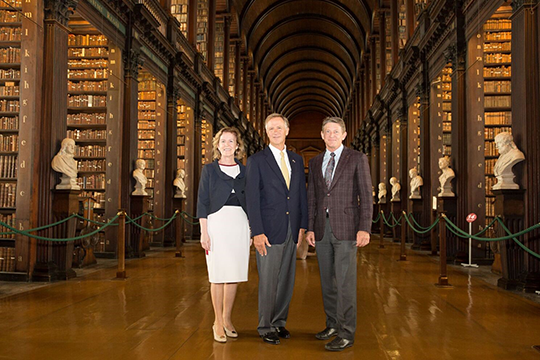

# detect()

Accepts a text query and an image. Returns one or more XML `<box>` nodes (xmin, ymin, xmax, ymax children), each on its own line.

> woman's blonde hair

<box><xmin>212</xmin><ymin>127</ymin><xmax>245</xmax><ymax>160</ymax></box>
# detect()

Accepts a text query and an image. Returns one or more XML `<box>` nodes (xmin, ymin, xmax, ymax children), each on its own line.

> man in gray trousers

<box><xmin>246</xmin><ymin>113</ymin><xmax>308</xmax><ymax>345</ymax></box>
<box><xmin>306</xmin><ymin>117</ymin><xmax>373</xmax><ymax>351</ymax></box>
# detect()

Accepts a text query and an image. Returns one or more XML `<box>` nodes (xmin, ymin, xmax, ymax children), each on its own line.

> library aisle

<box><xmin>0</xmin><ymin>241</ymin><xmax>539</xmax><ymax>360</ymax></box>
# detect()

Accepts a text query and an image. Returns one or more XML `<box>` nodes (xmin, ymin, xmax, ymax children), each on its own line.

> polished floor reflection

<box><xmin>0</xmin><ymin>240</ymin><xmax>539</xmax><ymax>360</ymax></box>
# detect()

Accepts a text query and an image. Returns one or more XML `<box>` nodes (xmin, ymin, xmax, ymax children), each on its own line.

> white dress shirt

<box><xmin>268</xmin><ymin>144</ymin><xmax>292</xmax><ymax>183</ymax></box>
<box><xmin>322</xmin><ymin>144</ymin><xmax>344</xmax><ymax>180</ymax></box>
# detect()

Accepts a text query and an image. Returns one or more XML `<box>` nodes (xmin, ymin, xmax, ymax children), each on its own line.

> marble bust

<box><xmin>173</xmin><ymin>168</ymin><xmax>186</xmax><ymax>198</ymax></box>
<box><xmin>132</xmin><ymin>159</ymin><xmax>148</xmax><ymax>196</ymax></box>
<box><xmin>409</xmin><ymin>168</ymin><xmax>423</xmax><ymax>199</ymax></box>
<box><xmin>438</xmin><ymin>156</ymin><xmax>455</xmax><ymax>197</ymax></box>
<box><xmin>378</xmin><ymin>182</ymin><xmax>387</xmax><ymax>204</ymax></box>
<box><xmin>492</xmin><ymin>132</ymin><xmax>525</xmax><ymax>190</ymax></box>
<box><xmin>390</xmin><ymin>176</ymin><xmax>401</xmax><ymax>202</ymax></box>
<box><xmin>51</xmin><ymin>137</ymin><xmax>80</xmax><ymax>190</ymax></box>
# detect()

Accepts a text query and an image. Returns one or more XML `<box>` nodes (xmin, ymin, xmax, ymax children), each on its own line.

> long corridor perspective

<box><xmin>1</xmin><ymin>240</ymin><xmax>539</xmax><ymax>360</ymax></box>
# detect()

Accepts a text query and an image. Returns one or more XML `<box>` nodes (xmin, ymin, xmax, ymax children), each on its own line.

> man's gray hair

<box><xmin>321</xmin><ymin>116</ymin><xmax>346</xmax><ymax>133</ymax></box>
<box><xmin>264</xmin><ymin>113</ymin><xmax>289</xmax><ymax>129</ymax></box>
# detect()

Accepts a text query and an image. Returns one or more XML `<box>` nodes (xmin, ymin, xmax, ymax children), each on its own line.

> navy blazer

<box><xmin>246</xmin><ymin>146</ymin><xmax>308</xmax><ymax>244</ymax></box>
<box><xmin>197</xmin><ymin>159</ymin><xmax>247</xmax><ymax>219</ymax></box>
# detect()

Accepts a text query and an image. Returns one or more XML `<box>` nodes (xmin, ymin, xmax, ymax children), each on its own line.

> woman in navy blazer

<box><xmin>197</xmin><ymin>127</ymin><xmax>250</xmax><ymax>343</ymax></box>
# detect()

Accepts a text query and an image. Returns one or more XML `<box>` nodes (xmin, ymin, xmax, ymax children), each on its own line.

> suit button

<box><xmin>286</xmin><ymin>211</ymin><xmax>289</xmax><ymax>215</ymax></box>
<box><xmin>287</xmin><ymin>196</ymin><xmax>290</xmax><ymax>200</ymax></box>
<box><xmin>327</xmin><ymin>194</ymin><xmax>330</xmax><ymax>197</ymax></box>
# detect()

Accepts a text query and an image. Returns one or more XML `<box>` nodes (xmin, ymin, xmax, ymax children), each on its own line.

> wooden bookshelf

<box><xmin>215</xmin><ymin>20</ymin><xmax>224</xmax><ymax>82</ymax></box>
<box><xmin>228</xmin><ymin>43</ymin><xmax>235</xmax><ymax>96</ymax></box>
<box><xmin>482</xmin><ymin>5</ymin><xmax>512</xmax><ymax>226</ymax></box>
<box><xmin>408</xmin><ymin>99</ymin><xmax>420</xmax><ymax>172</ymax></box>
<box><xmin>0</xmin><ymin>4</ymin><xmax>21</xmax><ymax>267</ymax></box>
<box><xmin>442</xmin><ymin>65</ymin><xmax>452</xmax><ymax>156</ymax></box>
<box><xmin>398</xmin><ymin>0</ymin><xmax>407</xmax><ymax>49</ymax></box>
<box><xmin>196</xmin><ymin>0</ymin><xmax>208</xmax><ymax>62</ymax></box>
<box><xmin>177</xmin><ymin>100</ymin><xmax>186</xmax><ymax>171</ymax></box>
<box><xmin>67</xmin><ymin>33</ymin><xmax>108</xmax><ymax>215</ymax></box>
<box><xmin>201</xmin><ymin>118</ymin><xmax>212</xmax><ymax>166</ymax></box>
<box><xmin>170</xmin><ymin>0</ymin><xmax>188</xmax><ymax>38</ymax></box>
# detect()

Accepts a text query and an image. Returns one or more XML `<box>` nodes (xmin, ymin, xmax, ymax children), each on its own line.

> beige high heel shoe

<box><xmin>213</xmin><ymin>325</ymin><xmax>227</xmax><ymax>343</ymax></box>
<box><xmin>224</xmin><ymin>326</ymin><xmax>238</xmax><ymax>338</ymax></box>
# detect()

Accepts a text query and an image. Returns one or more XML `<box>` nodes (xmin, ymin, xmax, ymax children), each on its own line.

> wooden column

<box><xmin>511</xmin><ymin>0</ymin><xmax>540</xmax><ymax>292</ymax></box>
<box><xmin>379</xmin><ymin>10</ymin><xmax>387</xmax><ymax>88</ymax></box>
<box><xmin>418</xmin><ymin>64</ymin><xmax>432</xmax><ymax>242</ymax></box>
<box><xmin>188</xmin><ymin>0</ymin><xmax>197</xmax><ymax>47</ymax></box>
<box><xmin>359</xmin><ymin>69</ymin><xmax>365</xmax><ymax>120</ymax></box>
<box><xmin>255</xmin><ymin>84</ymin><xmax>260</xmax><ymax>133</ymax></box>
<box><xmin>406</xmin><ymin>0</ymin><xmax>415</xmax><ymax>39</ymax></box>
<box><xmin>249</xmin><ymin>71</ymin><xmax>255</xmax><ymax>124</ymax></box>
<box><xmin>398</xmin><ymin>101</ymin><xmax>409</xmax><ymax>220</ymax></box>
<box><xmin>206</xmin><ymin>0</ymin><xmax>216</xmax><ymax>71</ymax></box>
<box><xmin>390</xmin><ymin>0</ymin><xmax>399</xmax><ymax>66</ymax></box>
<box><xmin>32</xmin><ymin>0</ymin><xmax>75</xmax><ymax>278</ymax></box>
<box><xmin>242</xmin><ymin>58</ymin><xmax>248</xmax><ymax>112</ymax></box>
<box><xmin>222</xmin><ymin>16</ymin><xmax>231</xmax><ymax>91</ymax></box>
<box><xmin>234</xmin><ymin>41</ymin><xmax>241</xmax><ymax>105</ymax></box>
<box><xmin>364</xmin><ymin>56</ymin><xmax>370</xmax><ymax>114</ymax></box>
<box><xmin>371</xmin><ymin>37</ymin><xmax>377</xmax><ymax>100</ymax></box>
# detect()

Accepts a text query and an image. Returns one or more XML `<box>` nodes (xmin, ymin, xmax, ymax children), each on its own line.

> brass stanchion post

<box><xmin>116</xmin><ymin>210</ymin><xmax>127</xmax><ymax>279</ymax></box>
<box><xmin>175</xmin><ymin>210</ymin><xmax>184</xmax><ymax>258</ymax></box>
<box><xmin>379</xmin><ymin>210</ymin><xmax>385</xmax><ymax>249</ymax></box>
<box><xmin>400</xmin><ymin>211</ymin><xmax>407</xmax><ymax>261</ymax></box>
<box><xmin>436</xmin><ymin>215</ymin><xmax>451</xmax><ymax>287</ymax></box>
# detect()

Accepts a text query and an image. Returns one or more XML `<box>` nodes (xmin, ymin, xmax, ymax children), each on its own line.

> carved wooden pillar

<box><xmin>398</xmin><ymin>100</ymin><xmax>409</xmax><ymax>218</ymax></box>
<box><xmin>390</xmin><ymin>0</ymin><xmax>399</xmax><ymax>66</ymax></box>
<box><xmin>359</xmin><ymin>69</ymin><xmax>365</xmax><ymax>120</ymax></box>
<box><xmin>364</xmin><ymin>55</ymin><xmax>370</xmax><ymax>114</ymax></box>
<box><xmin>222</xmin><ymin>16</ymin><xmax>230</xmax><ymax>90</ymax></box>
<box><xmin>379</xmin><ymin>10</ymin><xmax>387</xmax><ymax>88</ymax></box>
<box><xmin>206</xmin><ymin>0</ymin><xmax>216</xmax><ymax>71</ymax></box>
<box><xmin>33</xmin><ymin>0</ymin><xmax>77</xmax><ymax>279</ymax></box>
<box><xmin>255</xmin><ymin>83</ymin><xmax>260</xmax><ymax>133</ymax></box>
<box><xmin>234</xmin><ymin>41</ymin><xmax>241</xmax><ymax>105</ymax></box>
<box><xmin>371</xmin><ymin>36</ymin><xmax>377</xmax><ymax>100</ymax></box>
<box><xmin>249</xmin><ymin>71</ymin><xmax>255</xmax><ymax>124</ymax></box>
<box><xmin>406</xmin><ymin>0</ymin><xmax>415</xmax><ymax>39</ymax></box>
<box><xmin>242</xmin><ymin>58</ymin><xmax>248</xmax><ymax>112</ymax></box>
<box><xmin>418</xmin><ymin>63</ymin><xmax>431</xmax><ymax>238</ymax></box>
<box><xmin>511</xmin><ymin>0</ymin><xmax>540</xmax><ymax>292</ymax></box>
<box><xmin>188</xmin><ymin>0</ymin><xmax>197</xmax><ymax>47</ymax></box>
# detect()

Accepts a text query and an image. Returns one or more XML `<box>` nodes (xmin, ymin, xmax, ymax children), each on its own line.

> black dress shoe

<box><xmin>325</xmin><ymin>337</ymin><xmax>354</xmax><ymax>351</ymax></box>
<box><xmin>315</xmin><ymin>327</ymin><xmax>338</xmax><ymax>340</ymax></box>
<box><xmin>260</xmin><ymin>332</ymin><xmax>280</xmax><ymax>345</ymax></box>
<box><xmin>276</xmin><ymin>327</ymin><xmax>291</xmax><ymax>339</ymax></box>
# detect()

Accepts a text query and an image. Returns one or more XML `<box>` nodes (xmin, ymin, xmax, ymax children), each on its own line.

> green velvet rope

<box><xmin>496</xmin><ymin>218</ymin><xmax>540</xmax><ymax>259</ymax></box>
<box><xmin>443</xmin><ymin>215</ymin><xmax>540</xmax><ymax>241</ymax></box>
<box><xmin>0</xmin><ymin>214</ymin><xmax>120</xmax><ymax>242</ymax></box>
<box><xmin>125</xmin><ymin>211</ymin><xmax>178</xmax><ymax>232</ymax></box>
<box><xmin>0</xmin><ymin>213</ymin><xmax>80</xmax><ymax>236</ymax></box>
<box><xmin>381</xmin><ymin>212</ymin><xmax>400</xmax><ymax>228</ymax></box>
<box><xmin>402</xmin><ymin>211</ymin><xmax>440</xmax><ymax>234</ymax></box>
<box><xmin>391</xmin><ymin>212</ymin><xmax>402</xmax><ymax>226</ymax></box>
<box><xmin>180</xmin><ymin>211</ymin><xmax>200</xmax><ymax>225</ymax></box>
<box><xmin>372</xmin><ymin>212</ymin><xmax>381</xmax><ymax>223</ymax></box>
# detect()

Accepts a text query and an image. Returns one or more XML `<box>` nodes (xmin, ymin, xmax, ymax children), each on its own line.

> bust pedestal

<box><xmin>409</xmin><ymin>198</ymin><xmax>425</xmax><ymax>250</ymax></box>
<box><xmin>493</xmin><ymin>189</ymin><xmax>525</xmax><ymax>290</ymax></box>
<box><xmin>391</xmin><ymin>200</ymin><xmax>401</xmax><ymax>243</ymax></box>
<box><xmin>33</xmin><ymin>189</ymin><xmax>80</xmax><ymax>281</ymax></box>
<box><xmin>173</xmin><ymin>197</ymin><xmax>185</xmax><ymax>257</ymax></box>
<box><xmin>437</xmin><ymin>197</ymin><xmax>458</xmax><ymax>261</ymax></box>
<box><xmin>129</xmin><ymin>195</ymin><xmax>150</xmax><ymax>258</ymax></box>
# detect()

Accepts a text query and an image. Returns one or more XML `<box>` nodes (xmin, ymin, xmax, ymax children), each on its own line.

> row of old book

<box><xmin>0</xmin><ymin>247</ymin><xmax>15</xmax><ymax>272</ymax></box>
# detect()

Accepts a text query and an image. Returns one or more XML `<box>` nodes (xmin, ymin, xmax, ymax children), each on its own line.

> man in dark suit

<box><xmin>306</xmin><ymin>117</ymin><xmax>373</xmax><ymax>351</ymax></box>
<box><xmin>246</xmin><ymin>113</ymin><xmax>308</xmax><ymax>345</ymax></box>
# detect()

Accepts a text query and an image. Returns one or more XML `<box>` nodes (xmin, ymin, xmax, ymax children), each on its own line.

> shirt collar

<box><xmin>269</xmin><ymin>143</ymin><xmax>287</xmax><ymax>156</ymax></box>
<box><xmin>325</xmin><ymin>144</ymin><xmax>344</xmax><ymax>158</ymax></box>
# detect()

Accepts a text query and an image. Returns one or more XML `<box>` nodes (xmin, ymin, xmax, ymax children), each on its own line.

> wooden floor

<box><xmin>1</xmin><ymin>240</ymin><xmax>539</xmax><ymax>360</ymax></box>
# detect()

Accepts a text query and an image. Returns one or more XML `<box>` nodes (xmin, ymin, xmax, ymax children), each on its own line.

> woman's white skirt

<box><xmin>206</xmin><ymin>206</ymin><xmax>250</xmax><ymax>283</ymax></box>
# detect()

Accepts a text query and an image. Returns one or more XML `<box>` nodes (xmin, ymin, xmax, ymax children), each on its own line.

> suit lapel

<box><xmin>329</xmin><ymin>147</ymin><xmax>350</xmax><ymax>190</ymax></box>
<box><xmin>264</xmin><ymin>147</ymin><xmax>288</xmax><ymax>189</ymax></box>
<box><xmin>314</xmin><ymin>153</ymin><xmax>325</xmax><ymax>187</ymax></box>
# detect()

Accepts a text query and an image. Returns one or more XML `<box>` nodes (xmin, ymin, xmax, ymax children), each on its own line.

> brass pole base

<box><xmin>116</xmin><ymin>271</ymin><xmax>127</xmax><ymax>279</ymax></box>
<box><xmin>175</xmin><ymin>252</ymin><xmax>184</xmax><ymax>258</ymax></box>
<box><xmin>435</xmin><ymin>276</ymin><xmax>452</xmax><ymax>288</ymax></box>
<box><xmin>399</xmin><ymin>255</ymin><xmax>407</xmax><ymax>261</ymax></box>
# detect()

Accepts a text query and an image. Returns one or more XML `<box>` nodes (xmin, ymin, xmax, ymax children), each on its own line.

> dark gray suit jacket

<box><xmin>307</xmin><ymin>147</ymin><xmax>373</xmax><ymax>241</ymax></box>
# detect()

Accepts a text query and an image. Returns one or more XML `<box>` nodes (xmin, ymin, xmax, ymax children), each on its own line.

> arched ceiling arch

<box><xmin>231</xmin><ymin>0</ymin><xmax>375</xmax><ymax>122</ymax></box>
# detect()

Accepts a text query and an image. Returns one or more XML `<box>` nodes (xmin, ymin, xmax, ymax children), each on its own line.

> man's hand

<box><xmin>356</xmin><ymin>231</ymin><xmax>370</xmax><ymax>247</ymax></box>
<box><xmin>296</xmin><ymin>228</ymin><xmax>306</xmax><ymax>249</ymax></box>
<box><xmin>254</xmin><ymin>234</ymin><xmax>271</xmax><ymax>256</ymax></box>
<box><xmin>200</xmin><ymin>232</ymin><xmax>210</xmax><ymax>251</ymax></box>
<box><xmin>306</xmin><ymin>231</ymin><xmax>316</xmax><ymax>247</ymax></box>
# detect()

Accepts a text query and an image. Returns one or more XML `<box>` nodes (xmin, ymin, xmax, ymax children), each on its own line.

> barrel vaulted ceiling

<box><xmin>231</xmin><ymin>0</ymin><xmax>378</xmax><ymax>120</ymax></box>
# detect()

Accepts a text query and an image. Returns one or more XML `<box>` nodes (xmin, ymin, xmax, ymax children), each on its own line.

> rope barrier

<box><xmin>381</xmin><ymin>212</ymin><xmax>401</xmax><ymax>228</ymax></box>
<box><xmin>180</xmin><ymin>211</ymin><xmax>200</xmax><ymax>225</ymax></box>
<box><xmin>372</xmin><ymin>212</ymin><xmax>381</xmax><ymax>223</ymax></box>
<box><xmin>443</xmin><ymin>214</ymin><xmax>540</xmax><ymax>242</ymax></box>
<box><xmin>408</xmin><ymin>213</ymin><xmax>433</xmax><ymax>231</ymax></box>
<box><xmin>0</xmin><ymin>214</ymin><xmax>120</xmax><ymax>242</ymax></box>
<box><xmin>401</xmin><ymin>211</ymin><xmax>440</xmax><ymax>234</ymax></box>
<box><xmin>125</xmin><ymin>211</ymin><xmax>178</xmax><ymax>232</ymax></box>
<box><xmin>391</xmin><ymin>212</ymin><xmax>402</xmax><ymax>226</ymax></box>
<box><xmin>496</xmin><ymin>218</ymin><xmax>540</xmax><ymax>260</ymax></box>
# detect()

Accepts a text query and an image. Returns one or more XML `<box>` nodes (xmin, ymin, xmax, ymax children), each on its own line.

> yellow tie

<box><xmin>280</xmin><ymin>151</ymin><xmax>290</xmax><ymax>189</ymax></box>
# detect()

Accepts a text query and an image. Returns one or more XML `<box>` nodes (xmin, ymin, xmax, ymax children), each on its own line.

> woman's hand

<box><xmin>201</xmin><ymin>231</ymin><xmax>211</xmax><ymax>251</ymax></box>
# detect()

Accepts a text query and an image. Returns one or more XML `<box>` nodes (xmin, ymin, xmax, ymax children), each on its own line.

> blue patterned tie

<box><xmin>325</xmin><ymin>152</ymin><xmax>335</xmax><ymax>189</ymax></box>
